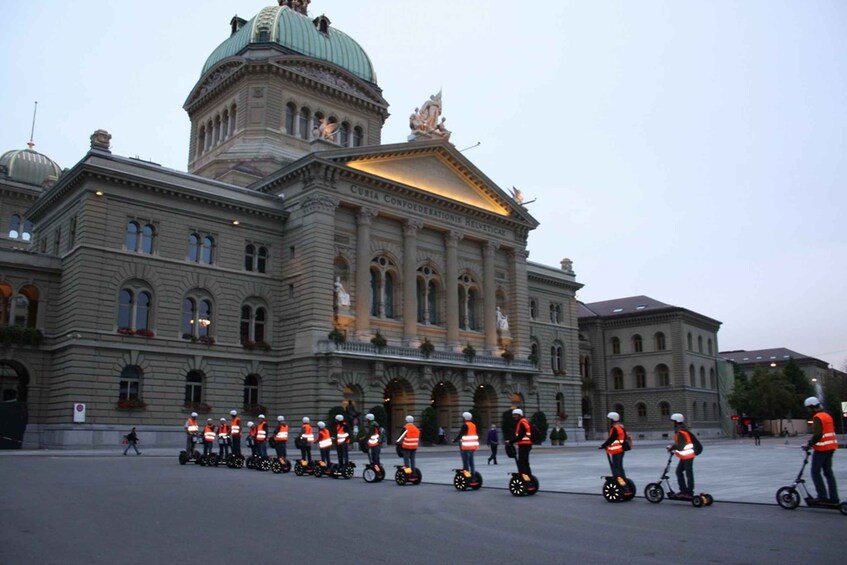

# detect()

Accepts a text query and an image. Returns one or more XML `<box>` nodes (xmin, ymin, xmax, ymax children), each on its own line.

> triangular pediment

<box><xmin>344</xmin><ymin>151</ymin><xmax>510</xmax><ymax>216</ymax></box>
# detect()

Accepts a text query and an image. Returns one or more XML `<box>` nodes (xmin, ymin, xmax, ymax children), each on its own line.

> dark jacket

<box><xmin>486</xmin><ymin>428</ymin><xmax>499</xmax><ymax>445</ymax></box>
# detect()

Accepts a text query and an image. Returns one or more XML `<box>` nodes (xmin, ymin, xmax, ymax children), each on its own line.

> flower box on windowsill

<box><xmin>197</xmin><ymin>336</ymin><xmax>215</xmax><ymax>346</ymax></box>
<box><xmin>118</xmin><ymin>328</ymin><xmax>155</xmax><ymax>338</ymax></box>
<box><xmin>117</xmin><ymin>398</ymin><xmax>147</xmax><ymax>410</ymax></box>
<box><xmin>243</xmin><ymin>404</ymin><xmax>267</xmax><ymax>417</ymax></box>
<box><xmin>184</xmin><ymin>402</ymin><xmax>212</xmax><ymax>414</ymax></box>
<box><xmin>241</xmin><ymin>340</ymin><xmax>271</xmax><ymax>351</ymax></box>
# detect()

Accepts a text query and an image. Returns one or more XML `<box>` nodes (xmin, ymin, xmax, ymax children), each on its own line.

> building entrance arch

<box><xmin>473</xmin><ymin>384</ymin><xmax>498</xmax><ymax>428</ymax></box>
<box><xmin>383</xmin><ymin>379</ymin><xmax>414</xmax><ymax>444</ymax></box>
<box><xmin>431</xmin><ymin>381</ymin><xmax>458</xmax><ymax>441</ymax></box>
<box><xmin>0</xmin><ymin>360</ymin><xmax>29</xmax><ymax>402</ymax></box>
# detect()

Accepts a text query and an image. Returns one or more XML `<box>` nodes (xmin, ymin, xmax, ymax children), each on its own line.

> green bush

<box><xmin>369</xmin><ymin>404</ymin><xmax>388</xmax><ymax>429</ymax></box>
<box><xmin>421</xmin><ymin>406</ymin><xmax>439</xmax><ymax>445</ymax></box>
<box><xmin>530</xmin><ymin>411</ymin><xmax>548</xmax><ymax>445</ymax></box>
<box><xmin>327</xmin><ymin>405</ymin><xmax>345</xmax><ymax>424</ymax></box>
<box><xmin>501</xmin><ymin>409</ymin><xmax>515</xmax><ymax>442</ymax></box>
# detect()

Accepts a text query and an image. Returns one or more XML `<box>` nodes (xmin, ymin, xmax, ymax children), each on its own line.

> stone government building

<box><xmin>0</xmin><ymin>1</ymin><xmax>719</xmax><ymax>448</ymax></box>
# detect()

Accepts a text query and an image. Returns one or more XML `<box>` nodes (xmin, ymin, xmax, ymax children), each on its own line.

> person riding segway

<box><xmin>179</xmin><ymin>412</ymin><xmax>201</xmax><ymax>465</ymax></box>
<box><xmin>506</xmin><ymin>408</ymin><xmax>538</xmax><ymax>496</ymax></box>
<box><xmin>333</xmin><ymin>414</ymin><xmax>354</xmax><ymax>479</ymax></box>
<box><xmin>361</xmin><ymin>413</ymin><xmax>385</xmax><ymax>483</ymax></box>
<box><xmin>200</xmin><ymin>418</ymin><xmax>217</xmax><ymax>466</ymax></box>
<box><xmin>271</xmin><ymin>415</ymin><xmax>291</xmax><ymax>473</ymax></box>
<box><xmin>453</xmin><ymin>412</ymin><xmax>483</xmax><ymax>491</ymax></box>
<box><xmin>599</xmin><ymin>411</ymin><xmax>635</xmax><ymax>502</ymax></box>
<box><xmin>315</xmin><ymin>421</ymin><xmax>332</xmax><ymax>477</ymax></box>
<box><xmin>253</xmin><ymin>415</ymin><xmax>270</xmax><ymax>471</ymax></box>
<box><xmin>294</xmin><ymin>417</ymin><xmax>316</xmax><ymax>476</ymax></box>
<box><xmin>395</xmin><ymin>415</ymin><xmax>422</xmax><ymax>485</ymax></box>
<box><xmin>228</xmin><ymin>409</ymin><xmax>244</xmax><ymax>468</ymax></box>
<box><xmin>216</xmin><ymin>417</ymin><xmax>230</xmax><ymax>465</ymax></box>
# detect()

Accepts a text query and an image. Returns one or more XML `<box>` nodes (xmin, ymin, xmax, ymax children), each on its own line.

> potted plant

<box><xmin>198</xmin><ymin>335</ymin><xmax>215</xmax><ymax>345</ymax></box>
<box><xmin>328</xmin><ymin>328</ymin><xmax>346</xmax><ymax>345</ymax></box>
<box><xmin>419</xmin><ymin>338</ymin><xmax>435</xmax><ymax>358</ymax></box>
<box><xmin>117</xmin><ymin>397</ymin><xmax>146</xmax><ymax>410</ymax></box>
<box><xmin>244</xmin><ymin>403</ymin><xmax>267</xmax><ymax>417</ymax></box>
<box><xmin>185</xmin><ymin>401</ymin><xmax>212</xmax><ymax>414</ymax></box>
<box><xmin>371</xmin><ymin>330</ymin><xmax>387</xmax><ymax>350</ymax></box>
<box><xmin>501</xmin><ymin>348</ymin><xmax>514</xmax><ymax>364</ymax></box>
<box><xmin>421</xmin><ymin>406</ymin><xmax>439</xmax><ymax>446</ymax></box>
<box><xmin>463</xmin><ymin>343</ymin><xmax>476</xmax><ymax>362</ymax></box>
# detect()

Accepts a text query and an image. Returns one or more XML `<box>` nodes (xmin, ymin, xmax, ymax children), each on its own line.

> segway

<box><xmin>508</xmin><ymin>472</ymin><xmax>539</xmax><ymax>496</ymax></box>
<box><xmin>643</xmin><ymin>452</ymin><xmax>713</xmax><ymax>507</ymax></box>
<box><xmin>314</xmin><ymin>460</ymin><xmax>330</xmax><ymax>478</ymax></box>
<box><xmin>394</xmin><ymin>465</ymin><xmax>422</xmax><ymax>486</ymax></box>
<box><xmin>453</xmin><ymin>469</ymin><xmax>483</xmax><ymax>491</ymax></box>
<box><xmin>602</xmin><ymin>455</ymin><xmax>635</xmax><ymax>502</ymax></box>
<box><xmin>776</xmin><ymin>449</ymin><xmax>847</xmax><ymax>515</ymax></box>
<box><xmin>271</xmin><ymin>457</ymin><xmax>292</xmax><ymax>474</ymax></box>
<box><xmin>178</xmin><ymin>434</ymin><xmax>202</xmax><ymax>465</ymax></box>
<box><xmin>294</xmin><ymin>459</ymin><xmax>316</xmax><ymax>476</ymax></box>
<box><xmin>226</xmin><ymin>454</ymin><xmax>245</xmax><ymax>469</ymax></box>
<box><xmin>363</xmin><ymin>463</ymin><xmax>385</xmax><ymax>483</ymax></box>
<box><xmin>330</xmin><ymin>461</ymin><xmax>356</xmax><ymax>479</ymax></box>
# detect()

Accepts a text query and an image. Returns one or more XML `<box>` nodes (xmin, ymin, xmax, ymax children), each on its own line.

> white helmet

<box><xmin>277</xmin><ymin>415</ymin><xmax>284</xmax><ymax>422</ymax></box>
<box><xmin>220</xmin><ymin>417</ymin><xmax>226</xmax><ymax>422</ymax></box>
<box><xmin>670</xmin><ymin>413</ymin><xmax>684</xmax><ymax>423</ymax></box>
<box><xmin>405</xmin><ymin>415</ymin><xmax>414</xmax><ymax>423</ymax></box>
<box><xmin>512</xmin><ymin>408</ymin><xmax>523</xmax><ymax>417</ymax></box>
<box><xmin>302</xmin><ymin>416</ymin><xmax>310</xmax><ymax>423</ymax></box>
<box><xmin>318</xmin><ymin>421</ymin><xmax>326</xmax><ymax>429</ymax></box>
<box><xmin>462</xmin><ymin>412</ymin><xmax>473</xmax><ymax>420</ymax></box>
<box><xmin>230</xmin><ymin>409</ymin><xmax>237</xmax><ymax>416</ymax></box>
<box><xmin>247</xmin><ymin>421</ymin><xmax>255</xmax><ymax>428</ymax></box>
<box><xmin>190</xmin><ymin>412</ymin><xmax>198</xmax><ymax>418</ymax></box>
<box><xmin>606</xmin><ymin>411</ymin><xmax>620</xmax><ymax>422</ymax></box>
<box><xmin>365</xmin><ymin>413</ymin><xmax>375</xmax><ymax>421</ymax></box>
<box><xmin>207</xmin><ymin>418</ymin><xmax>213</xmax><ymax>423</ymax></box>
<box><xmin>335</xmin><ymin>414</ymin><xmax>344</xmax><ymax>421</ymax></box>
<box><xmin>804</xmin><ymin>396</ymin><xmax>821</xmax><ymax>408</ymax></box>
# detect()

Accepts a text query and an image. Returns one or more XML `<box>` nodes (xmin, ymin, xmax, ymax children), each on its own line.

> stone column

<box><xmin>355</xmin><ymin>208</ymin><xmax>377</xmax><ymax>337</ymax></box>
<box><xmin>403</xmin><ymin>220</ymin><xmax>422</xmax><ymax>345</ymax></box>
<box><xmin>508</xmin><ymin>248</ymin><xmax>531</xmax><ymax>357</ymax></box>
<box><xmin>483</xmin><ymin>240</ymin><xmax>499</xmax><ymax>353</ymax></box>
<box><xmin>444</xmin><ymin>230</ymin><xmax>463</xmax><ymax>348</ymax></box>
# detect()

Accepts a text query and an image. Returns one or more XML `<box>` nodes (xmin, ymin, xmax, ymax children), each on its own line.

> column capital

<box><xmin>356</xmin><ymin>207</ymin><xmax>378</xmax><ymax>226</ymax></box>
<box><xmin>300</xmin><ymin>194</ymin><xmax>339</xmax><ymax>215</ymax></box>
<box><xmin>506</xmin><ymin>248</ymin><xmax>530</xmax><ymax>262</ymax></box>
<box><xmin>403</xmin><ymin>219</ymin><xmax>423</xmax><ymax>236</ymax></box>
<box><xmin>444</xmin><ymin>230</ymin><xmax>464</xmax><ymax>246</ymax></box>
<box><xmin>484</xmin><ymin>240</ymin><xmax>500</xmax><ymax>256</ymax></box>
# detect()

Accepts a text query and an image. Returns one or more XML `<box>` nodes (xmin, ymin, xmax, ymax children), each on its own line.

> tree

<box><xmin>530</xmin><ymin>411</ymin><xmax>548</xmax><ymax>445</ymax></box>
<box><xmin>727</xmin><ymin>371</ymin><xmax>754</xmax><ymax>416</ymax></box>
<box><xmin>369</xmin><ymin>405</ymin><xmax>387</xmax><ymax>429</ymax></box>
<box><xmin>748</xmin><ymin>367</ymin><xmax>794</xmax><ymax>421</ymax></box>
<box><xmin>782</xmin><ymin>358</ymin><xmax>814</xmax><ymax>417</ymax></box>
<box><xmin>421</xmin><ymin>406</ymin><xmax>439</xmax><ymax>445</ymax></box>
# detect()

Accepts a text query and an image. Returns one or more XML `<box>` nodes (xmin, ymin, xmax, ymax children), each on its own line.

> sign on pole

<box><xmin>577</xmin><ymin>416</ymin><xmax>583</xmax><ymax>428</ymax></box>
<box><xmin>73</xmin><ymin>403</ymin><xmax>86</xmax><ymax>423</ymax></box>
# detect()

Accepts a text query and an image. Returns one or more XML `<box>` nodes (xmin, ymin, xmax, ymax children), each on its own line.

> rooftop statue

<box><xmin>313</xmin><ymin>117</ymin><xmax>339</xmax><ymax>142</ymax></box>
<box><xmin>409</xmin><ymin>91</ymin><xmax>451</xmax><ymax>140</ymax></box>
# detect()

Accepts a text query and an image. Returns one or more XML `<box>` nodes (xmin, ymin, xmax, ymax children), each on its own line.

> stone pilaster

<box><xmin>483</xmin><ymin>240</ymin><xmax>499</xmax><ymax>354</ymax></box>
<box><xmin>402</xmin><ymin>220</ymin><xmax>422</xmax><ymax>345</ymax></box>
<box><xmin>444</xmin><ymin>230</ymin><xmax>463</xmax><ymax>348</ymax></box>
<box><xmin>508</xmin><ymin>247</ymin><xmax>531</xmax><ymax>357</ymax></box>
<box><xmin>354</xmin><ymin>208</ymin><xmax>377</xmax><ymax>338</ymax></box>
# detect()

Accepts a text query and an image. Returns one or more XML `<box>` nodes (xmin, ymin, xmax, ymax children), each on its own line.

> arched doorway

<box><xmin>341</xmin><ymin>384</ymin><xmax>363</xmax><ymax>428</ymax></box>
<box><xmin>581</xmin><ymin>396</ymin><xmax>593</xmax><ymax>439</ymax></box>
<box><xmin>431</xmin><ymin>381</ymin><xmax>458</xmax><ymax>442</ymax></box>
<box><xmin>473</xmin><ymin>384</ymin><xmax>497</xmax><ymax>429</ymax></box>
<box><xmin>383</xmin><ymin>379</ymin><xmax>414</xmax><ymax>443</ymax></box>
<box><xmin>0</xmin><ymin>361</ymin><xmax>29</xmax><ymax>402</ymax></box>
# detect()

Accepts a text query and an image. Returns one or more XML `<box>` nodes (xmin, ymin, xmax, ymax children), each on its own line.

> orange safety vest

<box><xmin>274</xmin><ymin>423</ymin><xmax>288</xmax><ymax>442</ymax></box>
<box><xmin>218</xmin><ymin>423</ymin><xmax>229</xmax><ymax>438</ymax></box>
<box><xmin>514</xmin><ymin>418</ymin><xmax>532</xmax><ymax>445</ymax></box>
<box><xmin>674</xmin><ymin>429</ymin><xmax>696</xmax><ymax>460</ymax></box>
<box><xmin>460</xmin><ymin>421</ymin><xmax>479</xmax><ymax>451</ymax></box>
<box><xmin>256</xmin><ymin>421</ymin><xmax>267</xmax><ymax>442</ymax></box>
<box><xmin>336</xmin><ymin>423</ymin><xmax>349</xmax><ymax>444</ymax></box>
<box><xmin>203</xmin><ymin>424</ymin><xmax>216</xmax><ymax>443</ymax></box>
<box><xmin>249</xmin><ymin>426</ymin><xmax>258</xmax><ymax>439</ymax></box>
<box><xmin>401</xmin><ymin>423</ymin><xmax>420</xmax><ymax>450</ymax></box>
<box><xmin>186</xmin><ymin>417</ymin><xmax>199</xmax><ymax>434</ymax></box>
<box><xmin>812</xmin><ymin>412</ymin><xmax>838</xmax><ymax>451</ymax></box>
<box><xmin>318</xmin><ymin>428</ymin><xmax>333</xmax><ymax>449</ymax></box>
<box><xmin>302</xmin><ymin>423</ymin><xmax>314</xmax><ymax>443</ymax></box>
<box><xmin>230</xmin><ymin>417</ymin><xmax>241</xmax><ymax>436</ymax></box>
<box><xmin>368</xmin><ymin>425</ymin><xmax>382</xmax><ymax>447</ymax></box>
<box><xmin>606</xmin><ymin>423</ymin><xmax>626</xmax><ymax>455</ymax></box>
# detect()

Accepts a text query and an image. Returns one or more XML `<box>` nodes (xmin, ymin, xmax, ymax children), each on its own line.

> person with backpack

<box><xmin>508</xmin><ymin>408</ymin><xmax>533</xmax><ymax>477</ymax></box>
<box><xmin>361</xmin><ymin>413</ymin><xmax>383</xmax><ymax>468</ymax></box>
<box><xmin>599</xmin><ymin>411</ymin><xmax>628</xmax><ymax>482</ymax></box>
<box><xmin>123</xmin><ymin>427</ymin><xmax>140</xmax><ymax>455</ymax></box>
<box><xmin>396</xmin><ymin>415</ymin><xmax>420</xmax><ymax>473</ymax></box>
<box><xmin>802</xmin><ymin>396</ymin><xmax>839</xmax><ymax>504</ymax></box>
<box><xmin>453</xmin><ymin>412</ymin><xmax>479</xmax><ymax>476</ymax></box>
<box><xmin>668</xmin><ymin>413</ymin><xmax>701</xmax><ymax>498</ymax></box>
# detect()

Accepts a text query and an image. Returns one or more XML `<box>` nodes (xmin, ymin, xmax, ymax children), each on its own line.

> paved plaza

<box><xmin>2</xmin><ymin>437</ymin><xmax>845</xmax><ymax>564</ymax></box>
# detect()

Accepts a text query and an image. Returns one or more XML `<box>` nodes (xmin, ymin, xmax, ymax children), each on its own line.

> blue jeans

<box><xmin>257</xmin><ymin>441</ymin><xmax>268</xmax><ymax>458</ymax></box>
<box><xmin>402</xmin><ymin>449</ymin><xmax>416</xmax><ymax>470</ymax></box>
<box><xmin>609</xmin><ymin>453</ymin><xmax>626</xmax><ymax>479</ymax></box>
<box><xmin>676</xmin><ymin>458</ymin><xmax>694</xmax><ymax>495</ymax></box>
<box><xmin>123</xmin><ymin>441</ymin><xmax>139</xmax><ymax>455</ymax></box>
<box><xmin>231</xmin><ymin>435</ymin><xmax>241</xmax><ymax>457</ymax></box>
<box><xmin>368</xmin><ymin>446</ymin><xmax>381</xmax><ymax>466</ymax></box>
<box><xmin>811</xmin><ymin>450</ymin><xmax>839</xmax><ymax>502</ymax></box>
<box><xmin>274</xmin><ymin>442</ymin><xmax>287</xmax><ymax>459</ymax></box>
<box><xmin>336</xmin><ymin>443</ymin><xmax>349</xmax><ymax>465</ymax></box>
<box><xmin>461</xmin><ymin>450</ymin><xmax>476</xmax><ymax>475</ymax></box>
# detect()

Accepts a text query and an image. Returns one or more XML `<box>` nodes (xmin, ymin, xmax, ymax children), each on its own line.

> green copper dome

<box><xmin>0</xmin><ymin>146</ymin><xmax>62</xmax><ymax>187</ymax></box>
<box><xmin>202</xmin><ymin>5</ymin><xmax>376</xmax><ymax>83</ymax></box>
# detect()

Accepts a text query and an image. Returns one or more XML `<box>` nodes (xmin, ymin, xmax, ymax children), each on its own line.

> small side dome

<box><xmin>0</xmin><ymin>145</ymin><xmax>62</xmax><ymax>187</ymax></box>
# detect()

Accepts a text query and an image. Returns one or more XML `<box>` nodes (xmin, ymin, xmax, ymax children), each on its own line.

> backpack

<box><xmin>692</xmin><ymin>434</ymin><xmax>703</xmax><ymax>456</ymax></box>
<box><xmin>622</xmin><ymin>433</ymin><xmax>633</xmax><ymax>452</ymax></box>
<box><xmin>530</xmin><ymin>424</ymin><xmax>544</xmax><ymax>444</ymax></box>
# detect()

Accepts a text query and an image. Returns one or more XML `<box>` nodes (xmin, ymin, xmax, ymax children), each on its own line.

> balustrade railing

<box><xmin>322</xmin><ymin>340</ymin><xmax>535</xmax><ymax>370</ymax></box>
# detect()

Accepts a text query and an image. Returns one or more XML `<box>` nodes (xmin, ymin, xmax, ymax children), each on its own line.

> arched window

<box><xmin>206</xmin><ymin>120</ymin><xmax>214</xmax><ymax>151</ymax></box>
<box><xmin>197</xmin><ymin>126</ymin><xmax>206</xmax><ymax>157</ymax></box>
<box><xmin>691</xmin><ymin>402</ymin><xmax>697</xmax><ymax>421</ymax></box>
<box><xmin>687</xmin><ymin>332</ymin><xmax>692</xmax><ymax>350</ymax></box>
<box><xmin>125</xmin><ymin>221</ymin><xmax>139</xmax><ymax>251</ymax></box>
<box><xmin>634</xmin><ymin>366</ymin><xmax>646</xmax><ymax>388</ymax></box>
<box><xmin>457</xmin><ymin>273</ymin><xmax>480</xmax><ymax>330</ymax></box>
<box><xmin>612</xmin><ymin>368</ymin><xmax>624</xmax><ymax>390</ymax></box>
<box><xmin>312</xmin><ymin>111</ymin><xmax>324</xmax><ymax>136</ymax></box>
<box><xmin>244</xmin><ymin>244</ymin><xmax>255</xmax><ymax>271</ymax></box>
<box><xmin>416</xmin><ymin>265</ymin><xmax>440</xmax><ymax>325</ymax></box>
<box><xmin>556</xmin><ymin>392</ymin><xmax>565</xmax><ymax>417</ymax></box>
<box><xmin>656</xmin><ymin>364</ymin><xmax>670</xmax><ymax>387</ymax></box>
<box><xmin>700</xmin><ymin>367</ymin><xmax>706</xmax><ymax>388</ymax></box>
<box><xmin>655</xmin><ymin>332</ymin><xmax>666</xmax><ymax>351</ymax></box>
<box><xmin>141</xmin><ymin>224</ymin><xmax>155</xmax><ymax>254</ymax></box>
<box><xmin>549</xmin><ymin>303</ymin><xmax>562</xmax><ymax>323</ymax></box>
<box><xmin>201</xmin><ymin>236</ymin><xmax>215</xmax><ymax>265</ymax></box>
<box><xmin>119</xmin><ymin>365</ymin><xmax>141</xmax><ymax>401</ymax></box>
<box><xmin>240</xmin><ymin>303</ymin><xmax>268</xmax><ymax>344</ymax></box>
<box><xmin>221</xmin><ymin>109</ymin><xmax>229</xmax><ymax>140</ymax></box>
<box><xmin>9</xmin><ymin>214</ymin><xmax>21</xmax><ymax>239</ymax></box>
<box><xmin>299</xmin><ymin>107</ymin><xmax>311</xmax><ymax>140</ymax></box>
<box><xmin>188</xmin><ymin>233</ymin><xmax>200</xmax><ymax>262</ymax></box>
<box><xmin>184</xmin><ymin>371</ymin><xmax>203</xmax><ymax>404</ymax></box>
<box><xmin>707</xmin><ymin>338</ymin><xmax>713</xmax><ymax>356</ymax></box>
<box><xmin>126</xmin><ymin>221</ymin><xmax>155</xmax><ymax>253</ymax></box>
<box><xmin>22</xmin><ymin>219</ymin><xmax>32</xmax><ymax>241</ymax></box>
<box><xmin>611</xmin><ymin>337</ymin><xmax>621</xmax><ymax>355</ymax></box>
<box><xmin>636</xmin><ymin>402</ymin><xmax>647</xmax><ymax>422</ymax></box>
<box><xmin>709</xmin><ymin>368</ymin><xmax>716</xmax><ymax>389</ymax></box>
<box><xmin>339</xmin><ymin>121</ymin><xmax>350</xmax><ymax>146</ymax></box>
<box><xmin>689</xmin><ymin>364</ymin><xmax>695</xmax><ymax>386</ymax></box>
<box><xmin>613</xmin><ymin>403</ymin><xmax>624</xmax><ymax>422</ymax></box>
<box><xmin>370</xmin><ymin>256</ymin><xmax>398</xmax><ymax>319</ymax></box>
<box><xmin>117</xmin><ymin>287</ymin><xmax>152</xmax><ymax>331</ymax></box>
<box><xmin>285</xmin><ymin>103</ymin><xmax>297</xmax><ymax>135</ymax></box>
<box><xmin>551</xmin><ymin>342</ymin><xmax>564</xmax><ymax>374</ymax></box>
<box><xmin>13</xmin><ymin>286</ymin><xmax>39</xmax><ymax>328</ymax></box>
<box><xmin>213</xmin><ymin>115</ymin><xmax>221</xmax><ymax>145</ymax></box>
<box><xmin>229</xmin><ymin>104</ymin><xmax>237</xmax><ymax>135</ymax></box>
<box><xmin>530</xmin><ymin>341</ymin><xmax>539</xmax><ymax>367</ymax></box>
<box><xmin>529</xmin><ymin>298</ymin><xmax>537</xmax><ymax>320</ymax></box>
<box><xmin>257</xmin><ymin>246</ymin><xmax>267</xmax><ymax>273</ymax></box>
<box><xmin>698</xmin><ymin>336</ymin><xmax>703</xmax><ymax>353</ymax></box>
<box><xmin>659</xmin><ymin>401</ymin><xmax>671</xmax><ymax>417</ymax></box>
<box><xmin>352</xmin><ymin>126</ymin><xmax>363</xmax><ymax>147</ymax></box>
<box><xmin>632</xmin><ymin>334</ymin><xmax>643</xmax><ymax>353</ymax></box>
<box><xmin>182</xmin><ymin>294</ymin><xmax>213</xmax><ymax>340</ymax></box>
<box><xmin>243</xmin><ymin>374</ymin><xmax>260</xmax><ymax>407</ymax></box>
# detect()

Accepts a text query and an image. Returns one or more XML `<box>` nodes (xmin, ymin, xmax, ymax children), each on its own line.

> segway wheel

<box><xmin>453</xmin><ymin>472</ymin><xmax>468</xmax><ymax>491</ymax></box>
<box><xmin>509</xmin><ymin>476</ymin><xmax>527</xmax><ymax>497</ymax></box>
<box><xmin>178</xmin><ymin>451</ymin><xmax>189</xmax><ymax>465</ymax></box>
<box><xmin>314</xmin><ymin>465</ymin><xmax>323</xmax><ymax>478</ymax></box>
<box><xmin>376</xmin><ymin>467</ymin><xmax>385</xmax><ymax>482</ymax></box>
<box><xmin>623</xmin><ymin>479</ymin><xmax>636</xmax><ymax>501</ymax></box>
<box><xmin>839</xmin><ymin>502</ymin><xmax>847</xmax><ymax>516</ymax></box>
<box><xmin>235</xmin><ymin>456</ymin><xmax>245</xmax><ymax>469</ymax></box>
<box><xmin>282</xmin><ymin>460</ymin><xmax>292</xmax><ymax>473</ymax></box>
<box><xmin>692</xmin><ymin>495</ymin><xmax>704</xmax><ymax>508</ymax></box>
<box><xmin>363</xmin><ymin>467</ymin><xmax>377</xmax><ymax>483</ymax></box>
<box><xmin>193</xmin><ymin>450</ymin><xmax>201</xmax><ymax>460</ymax></box>
<box><xmin>603</xmin><ymin>479</ymin><xmax>622</xmax><ymax>503</ymax></box>
<box><xmin>776</xmin><ymin>487</ymin><xmax>800</xmax><ymax>510</ymax></box>
<box><xmin>471</xmin><ymin>472</ymin><xmax>483</xmax><ymax>490</ymax></box>
<box><xmin>395</xmin><ymin>468</ymin><xmax>407</xmax><ymax>486</ymax></box>
<box><xmin>271</xmin><ymin>460</ymin><xmax>282</xmax><ymax>474</ymax></box>
<box><xmin>259</xmin><ymin>458</ymin><xmax>271</xmax><ymax>472</ymax></box>
<box><xmin>199</xmin><ymin>455</ymin><xmax>208</xmax><ymax>467</ymax></box>
<box><xmin>528</xmin><ymin>475</ymin><xmax>539</xmax><ymax>495</ymax></box>
<box><xmin>344</xmin><ymin>464</ymin><xmax>355</xmax><ymax>479</ymax></box>
<box><xmin>294</xmin><ymin>462</ymin><xmax>304</xmax><ymax>476</ymax></box>
<box><xmin>703</xmin><ymin>494</ymin><xmax>714</xmax><ymax>506</ymax></box>
<box><xmin>644</xmin><ymin>482</ymin><xmax>664</xmax><ymax>503</ymax></box>
<box><xmin>412</xmin><ymin>468</ymin><xmax>422</xmax><ymax>485</ymax></box>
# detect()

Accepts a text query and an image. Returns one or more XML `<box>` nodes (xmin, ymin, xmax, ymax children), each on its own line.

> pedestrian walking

<box><xmin>123</xmin><ymin>427</ymin><xmax>140</xmax><ymax>455</ymax></box>
<box><xmin>753</xmin><ymin>425</ymin><xmax>761</xmax><ymax>446</ymax></box>
<box><xmin>486</xmin><ymin>425</ymin><xmax>499</xmax><ymax>465</ymax></box>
